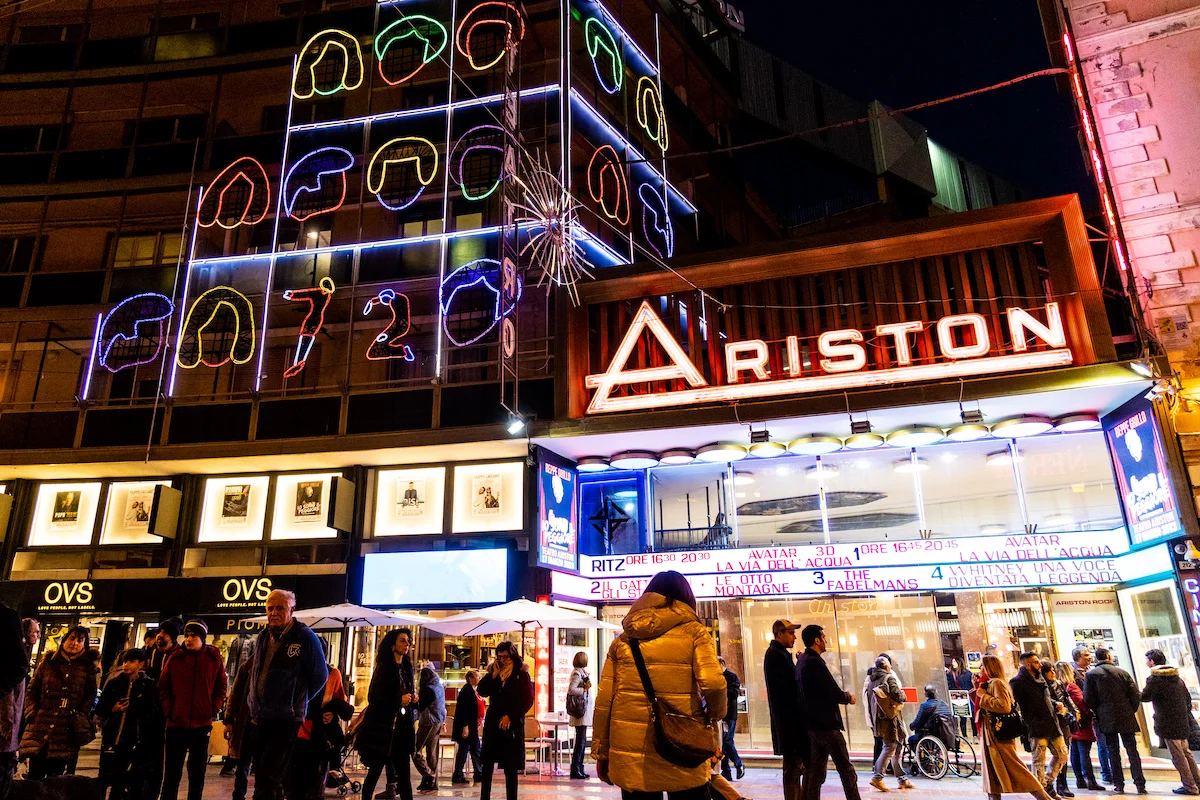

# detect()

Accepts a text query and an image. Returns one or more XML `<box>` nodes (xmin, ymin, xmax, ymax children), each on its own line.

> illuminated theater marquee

<box><xmin>586</xmin><ymin>300</ymin><xmax>1073</xmax><ymax>414</ymax></box>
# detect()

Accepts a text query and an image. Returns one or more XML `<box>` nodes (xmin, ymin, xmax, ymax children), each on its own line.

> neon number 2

<box><xmin>363</xmin><ymin>288</ymin><xmax>415</xmax><ymax>362</ymax></box>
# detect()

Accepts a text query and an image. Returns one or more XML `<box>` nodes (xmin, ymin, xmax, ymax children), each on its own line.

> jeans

<box><xmin>1101</xmin><ymin>731</ymin><xmax>1144</xmax><ymax>790</ymax></box>
<box><xmin>232</xmin><ymin>747</ymin><xmax>254</xmax><ymax>800</ymax></box>
<box><xmin>480</xmin><ymin>763</ymin><xmax>518</xmax><ymax>800</ymax></box>
<box><xmin>1166</xmin><ymin>739</ymin><xmax>1200</xmax><ymax>792</ymax></box>
<box><xmin>454</xmin><ymin>735</ymin><xmax>482</xmax><ymax>779</ymax></box>
<box><xmin>782</xmin><ymin>752</ymin><xmax>804</xmax><ymax>800</ymax></box>
<box><xmin>620</xmin><ymin>784</ymin><xmax>710</xmax><ymax>800</ymax></box>
<box><xmin>805</xmin><ymin>730</ymin><xmax>861</xmax><ymax>800</ymax></box>
<box><xmin>1031</xmin><ymin>735</ymin><xmax>1068</xmax><ymax>787</ymax></box>
<box><xmin>26</xmin><ymin>754</ymin><xmax>68</xmax><ymax>780</ymax></box>
<box><xmin>161</xmin><ymin>727</ymin><xmax>211</xmax><ymax>800</ymax></box>
<box><xmin>1069</xmin><ymin>739</ymin><xmax>1097</xmax><ymax>787</ymax></box>
<box><xmin>873</xmin><ymin>738</ymin><xmax>902</xmax><ymax>782</ymax></box>
<box><xmin>248</xmin><ymin>719</ymin><xmax>301</xmax><ymax>800</ymax></box>
<box><xmin>720</xmin><ymin>720</ymin><xmax>742</xmax><ymax>777</ymax></box>
<box><xmin>570</xmin><ymin>726</ymin><xmax>587</xmax><ymax>775</ymax></box>
<box><xmin>412</xmin><ymin>721</ymin><xmax>440</xmax><ymax>781</ymax></box>
<box><xmin>1096</xmin><ymin>734</ymin><xmax>1112</xmax><ymax>782</ymax></box>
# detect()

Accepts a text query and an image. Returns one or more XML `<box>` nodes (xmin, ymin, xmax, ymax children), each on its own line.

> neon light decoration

<box><xmin>283</xmin><ymin>147</ymin><xmax>355</xmax><ymax>221</ymax></box>
<box><xmin>635</xmin><ymin>76</ymin><xmax>668</xmax><ymax>153</ymax></box>
<box><xmin>637</xmin><ymin>183</ymin><xmax>673</xmax><ymax>259</ymax></box>
<box><xmin>363</xmin><ymin>288</ymin><xmax>415</xmax><ymax>361</ymax></box>
<box><xmin>450</xmin><ymin>124</ymin><xmax>505</xmax><ymax>201</ymax></box>
<box><xmin>375</xmin><ymin>15</ymin><xmax>448</xmax><ymax>86</ymax></box>
<box><xmin>294</xmin><ymin>29</ymin><xmax>365</xmax><ymax>99</ymax></box>
<box><xmin>584</xmin><ymin>17</ymin><xmax>622</xmax><ymax>94</ymax></box>
<box><xmin>367</xmin><ymin>137</ymin><xmax>438</xmax><ymax>211</ymax></box>
<box><xmin>97</xmin><ymin>292</ymin><xmax>175</xmax><ymax>373</ymax></box>
<box><xmin>281</xmin><ymin>277</ymin><xmax>335</xmax><ymax>378</ymax></box>
<box><xmin>456</xmin><ymin>1</ymin><xmax>525</xmax><ymax>71</ymax></box>
<box><xmin>515</xmin><ymin>162</ymin><xmax>593</xmax><ymax>305</ymax></box>
<box><xmin>587</xmin><ymin>144</ymin><xmax>630</xmax><ymax>225</ymax></box>
<box><xmin>176</xmin><ymin>286</ymin><xmax>256</xmax><ymax>369</ymax></box>
<box><xmin>439</xmin><ymin>257</ymin><xmax>523</xmax><ymax>346</ymax></box>
<box><xmin>198</xmin><ymin>157</ymin><xmax>271</xmax><ymax>229</ymax></box>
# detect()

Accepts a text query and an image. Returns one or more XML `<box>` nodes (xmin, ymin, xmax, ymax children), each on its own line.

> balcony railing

<box><xmin>653</xmin><ymin>525</ymin><xmax>734</xmax><ymax>552</ymax></box>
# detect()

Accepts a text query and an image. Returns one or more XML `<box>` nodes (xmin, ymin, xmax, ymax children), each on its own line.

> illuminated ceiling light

<box><xmin>577</xmin><ymin>456</ymin><xmax>610</xmax><ymax>473</ymax></box>
<box><xmin>986</xmin><ymin>449</ymin><xmax>1025</xmax><ymax>467</ymax></box>
<box><xmin>506</xmin><ymin>414</ymin><xmax>526</xmax><ymax>435</ymax></box>
<box><xmin>695</xmin><ymin>443</ymin><xmax>748</xmax><ymax>463</ymax></box>
<box><xmin>1131</xmin><ymin>360</ymin><xmax>1154</xmax><ymax>378</ymax></box>
<box><xmin>885</xmin><ymin>426</ymin><xmax>945</xmax><ymax>448</ymax></box>
<box><xmin>610</xmin><ymin>450</ymin><xmax>660</xmax><ymax>469</ymax></box>
<box><xmin>1054</xmin><ymin>413</ymin><xmax>1101</xmax><ymax>432</ymax></box>
<box><xmin>980</xmin><ymin>524</ymin><xmax>1007</xmax><ymax>536</ymax></box>
<box><xmin>893</xmin><ymin>457</ymin><xmax>930</xmax><ymax>474</ymax></box>
<box><xmin>658</xmin><ymin>449</ymin><xmax>696</xmax><ymax>465</ymax></box>
<box><xmin>733</xmin><ymin>472</ymin><xmax>755</xmax><ymax>486</ymax></box>
<box><xmin>748</xmin><ymin>441</ymin><xmax>787</xmax><ymax>458</ymax></box>
<box><xmin>1043</xmin><ymin>514</ymin><xmax>1076</xmax><ymax>528</ymax></box>
<box><xmin>805</xmin><ymin>464</ymin><xmax>839</xmax><ymax>481</ymax></box>
<box><xmin>947</xmin><ymin>423</ymin><xmax>991</xmax><ymax>442</ymax></box>
<box><xmin>843</xmin><ymin>432</ymin><xmax>885</xmax><ymax>450</ymax></box>
<box><xmin>787</xmin><ymin>435</ymin><xmax>843</xmax><ymax>456</ymax></box>
<box><xmin>991</xmin><ymin>415</ymin><xmax>1053</xmax><ymax>439</ymax></box>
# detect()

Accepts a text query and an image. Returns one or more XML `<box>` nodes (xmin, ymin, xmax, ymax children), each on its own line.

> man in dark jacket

<box><xmin>1073</xmin><ymin>646</ymin><xmax>1109</xmax><ymax>786</ymax></box>
<box><xmin>96</xmin><ymin>648</ymin><xmax>156</xmax><ymax>800</ymax></box>
<box><xmin>1141</xmin><ymin>649</ymin><xmax>1200</xmax><ymax>795</ymax></box>
<box><xmin>143</xmin><ymin>616</ymin><xmax>182</xmax><ymax>800</ymax></box>
<box><xmin>796</xmin><ymin>624</ymin><xmax>860</xmax><ymax>800</ymax></box>
<box><xmin>451</xmin><ymin>669</ymin><xmax>482</xmax><ymax>785</ymax></box>
<box><xmin>1011</xmin><ymin>652</ymin><xmax>1068</xmax><ymax>798</ymax></box>
<box><xmin>718</xmin><ymin>656</ymin><xmax>745</xmax><ymax>782</ymax></box>
<box><xmin>908</xmin><ymin>685</ymin><xmax>952</xmax><ymax>748</ymax></box>
<box><xmin>246</xmin><ymin>589</ymin><xmax>328</xmax><ymax>800</ymax></box>
<box><xmin>764</xmin><ymin>619</ymin><xmax>805</xmax><ymax>800</ymax></box>
<box><xmin>1085</xmin><ymin>648</ymin><xmax>1145</xmax><ymax>794</ymax></box>
<box><xmin>159</xmin><ymin>620</ymin><xmax>228</xmax><ymax>800</ymax></box>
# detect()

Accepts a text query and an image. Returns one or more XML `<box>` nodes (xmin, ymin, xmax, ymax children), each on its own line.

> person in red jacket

<box><xmin>158</xmin><ymin>620</ymin><xmax>228</xmax><ymax>800</ymax></box>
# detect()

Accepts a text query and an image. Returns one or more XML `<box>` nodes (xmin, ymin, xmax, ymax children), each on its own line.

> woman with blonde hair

<box><xmin>977</xmin><ymin>654</ymin><xmax>1053</xmax><ymax>800</ymax></box>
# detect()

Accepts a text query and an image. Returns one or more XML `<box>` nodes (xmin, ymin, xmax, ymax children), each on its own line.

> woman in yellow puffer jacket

<box><xmin>592</xmin><ymin>571</ymin><xmax>727</xmax><ymax>799</ymax></box>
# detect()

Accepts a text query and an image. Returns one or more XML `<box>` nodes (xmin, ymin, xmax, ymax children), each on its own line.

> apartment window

<box><xmin>125</xmin><ymin>115</ymin><xmax>206</xmax><ymax>146</ymax></box>
<box><xmin>157</xmin><ymin>13</ymin><xmax>220</xmax><ymax>34</ymax></box>
<box><xmin>17</xmin><ymin>24</ymin><xmax>84</xmax><ymax>43</ymax></box>
<box><xmin>402</xmin><ymin>218</ymin><xmax>443</xmax><ymax>238</ymax></box>
<box><xmin>112</xmin><ymin>233</ymin><xmax>183</xmax><ymax>268</ymax></box>
<box><xmin>263</xmin><ymin>99</ymin><xmax>344</xmax><ymax>132</ymax></box>
<box><xmin>0</xmin><ymin>237</ymin><xmax>40</xmax><ymax>274</ymax></box>
<box><xmin>0</xmin><ymin>125</ymin><xmax>61</xmax><ymax>154</ymax></box>
<box><xmin>277</xmin><ymin>0</ymin><xmax>328</xmax><ymax>16</ymax></box>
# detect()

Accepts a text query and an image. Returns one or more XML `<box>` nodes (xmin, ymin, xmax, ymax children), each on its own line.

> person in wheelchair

<box><xmin>908</xmin><ymin>685</ymin><xmax>954</xmax><ymax>749</ymax></box>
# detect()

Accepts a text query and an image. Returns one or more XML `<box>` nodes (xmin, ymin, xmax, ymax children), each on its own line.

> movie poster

<box><xmin>51</xmin><ymin>490</ymin><xmax>81</xmax><ymax>530</ymax></box>
<box><xmin>537</xmin><ymin>451</ymin><xmax>578</xmax><ymax>572</ymax></box>
<box><xmin>123</xmin><ymin>486</ymin><xmax>154</xmax><ymax>530</ymax></box>
<box><xmin>221</xmin><ymin>484</ymin><xmax>250</xmax><ymax>526</ymax></box>
<box><xmin>1105</xmin><ymin>395</ymin><xmax>1182</xmax><ymax>545</ymax></box>
<box><xmin>471</xmin><ymin>472</ymin><xmax>501</xmax><ymax>516</ymax></box>
<box><xmin>397</xmin><ymin>479</ymin><xmax>425</xmax><ymax>519</ymax></box>
<box><xmin>293</xmin><ymin>480</ymin><xmax>323</xmax><ymax>523</ymax></box>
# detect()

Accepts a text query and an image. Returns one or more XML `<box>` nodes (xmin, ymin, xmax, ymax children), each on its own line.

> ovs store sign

<box><xmin>205</xmin><ymin>577</ymin><xmax>279</xmax><ymax>612</ymax></box>
<box><xmin>585</xmin><ymin>300</ymin><xmax>1071</xmax><ymax>414</ymax></box>
<box><xmin>36</xmin><ymin>580</ymin><xmax>114</xmax><ymax>614</ymax></box>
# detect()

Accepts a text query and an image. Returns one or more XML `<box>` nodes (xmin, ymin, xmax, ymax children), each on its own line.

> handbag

<box><xmin>988</xmin><ymin>704</ymin><xmax>1024</xmax><ymax>742</ymax></box>
<box><xmin>70</xmin><ymin>710</ymin><xmax>96</xmax><ymax>748</ymax></box>
<box><xmin>566</xmin><ymin>678</ymin><xmax>587</xmax><ymax>718</ymax></box>
<box><xmin>627</xmin><ymin>638</ymin><xmax>717</xmax><ymax>769</ymax></box>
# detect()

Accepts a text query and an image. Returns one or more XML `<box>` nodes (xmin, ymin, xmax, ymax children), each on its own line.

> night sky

<box><xmin>733</xmin><ymin>0</ymin><xmax>1096</xmax><ymax>207</ymax></box>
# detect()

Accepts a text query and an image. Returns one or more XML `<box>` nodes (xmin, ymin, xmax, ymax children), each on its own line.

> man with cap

<box><xmin>765</xmin><ymin>619</ymin><xmax>807</xmax><ymax>800</ymax></box>
<box><xmin>158</xmin><ymin>620</ymin><xmax>227</xmax><ymax>800</ymax></box>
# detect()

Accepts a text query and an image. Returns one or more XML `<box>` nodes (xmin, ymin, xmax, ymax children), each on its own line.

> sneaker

<box><xmin>870</xmin><ymin>777</ymin><xmax>889</xmax><ymax>793</ymax></box>
<box><xmin>1171</xmin><ymin>789</ymin><xmax>1194</xmax><ymax>796</ymax></box>
<box><xmin>898</xmin><ymin>779</ymin><xmax>915</xmax><ymax>790</ymax></box>
<box><xmin>736</xmin><ymin>764</ymin><xmax>746</xmax><ymax>780</ymax></box>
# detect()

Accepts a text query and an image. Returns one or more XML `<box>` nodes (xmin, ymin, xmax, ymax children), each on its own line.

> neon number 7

<box><xmin>281</xmin><ymin>277</ymin><xmax>335</xmax><ymax>378</ymax></box>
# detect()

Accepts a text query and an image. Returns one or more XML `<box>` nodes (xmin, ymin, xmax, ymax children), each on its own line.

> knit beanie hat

<box><xmin>184</xmin><ymin>620</ymin><xmax>208</xmax><ymax>641</ymax></box>
<box><xmin>159</xmin><ymin>617</ymin><xmax>184</xmax><ymax>640</ymax></box>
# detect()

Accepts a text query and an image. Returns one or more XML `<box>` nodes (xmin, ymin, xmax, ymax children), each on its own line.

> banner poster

<box><xmin>221</xmin><ymin>484</ymin><xmax>250</xmax><ymax>526</ymax></box>
<box><xmin>294</xmin><ymin>480</ymin><xmax>323</xmax><ymax>523</ymax></box>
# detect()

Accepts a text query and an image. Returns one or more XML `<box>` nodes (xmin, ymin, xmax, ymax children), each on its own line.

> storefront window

<box><xmin>1017</xmin><ymin>433</ymin><xmax>1122</xmax><ymax>533</ymax></box>
<box><xmin>979</xmin><ymin>589</ymin><xmax>1055</xmax><ymax>672</ymax></box>
<box><xmin>917</xmin><ymin>439</ymin><xmax>1024</xmax><ymax>537</ymax></box>
<box><xmin>727</xmin><ymin>455</ymin><xmax>817</xmax><ymax>547</ymax></box>
<box><xmin>648</xmin><ymin>463</ymin><xmax>730</xmax><ymax>550</ymax></box>
<box><xmin>1118</xmin><ymin>580</ymin><xmax>1200</xmax><ymax>709</ymax></box>
<box><xmin>820</xmin><ymin>448</ymin><xmax>921</xmax><ymax>543</ymax></box>
<box><xmin>580</xmin><ymin>473</ymin><xmax>644</xmax><ymax>555</ymax></box>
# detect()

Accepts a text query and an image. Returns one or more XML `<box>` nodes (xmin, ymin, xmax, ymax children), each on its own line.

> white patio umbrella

<box><xmin>422</xmin><ymin>598</ymin><xmax>620</xmax><ymax>651</ymax></box>
<box><xmin>244</xmin><ymin>603</ymin><xmax>428</xmax><ymax>630</ymax></box>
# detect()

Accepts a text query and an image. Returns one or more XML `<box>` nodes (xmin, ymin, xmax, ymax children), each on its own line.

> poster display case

<box><xmin>270</xmin><ymin>472</ymin><xmax>341</xmax><ymax>540</ymax></box>
<box><xmin>451</xmin><ymin>461</ymin><xmax>524</xmax><ymax>534</ymax></box>
<box><xmin>29</xmin><ymin>482</ymin><xmax>103</xmax><ymax>546</ymax></box>
<box><xmin>101</xmin><ymin>480</ymin><xmax>173</xmax><ymax>545</ymax></box>
<box><xmin>374</xmin><ymin>467</ymin><xmax>447</xmax><ymax>536</ymax></box>
<box><xmin>198</xmin><ymin>476</ymin><xmax>270</xmax><ymax>543</ymax></box>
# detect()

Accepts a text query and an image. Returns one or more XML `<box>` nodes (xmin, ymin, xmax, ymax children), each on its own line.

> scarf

<box><xmin>497</xmin><ymin>660</ymin><xmax>513</xmax><ymax>684</ymax></box>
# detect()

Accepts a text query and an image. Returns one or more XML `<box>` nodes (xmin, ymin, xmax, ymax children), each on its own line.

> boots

<box><xmin>374</xmin><ymin>783</ymin><xmax>397</xmax><ymax>800</ymax></box>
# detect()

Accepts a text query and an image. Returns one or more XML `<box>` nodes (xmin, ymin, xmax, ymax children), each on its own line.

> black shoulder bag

<box><xmin>627</xmin><ymin>638</ymin><xmax>717</xmax><ymax>768</ymax></box>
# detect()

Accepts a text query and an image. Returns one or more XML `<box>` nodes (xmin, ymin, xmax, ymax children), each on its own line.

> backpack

<box><xmin>935</xmin><ymin>711</ymin><xmax>957</xmax><ymax>749</ymax></box>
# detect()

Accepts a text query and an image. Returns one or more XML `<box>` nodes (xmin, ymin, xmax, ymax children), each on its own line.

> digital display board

<box><xmin>362</xmin><ymin>549</ymin><xmax>508</xmax><ymax>606</ymax></box>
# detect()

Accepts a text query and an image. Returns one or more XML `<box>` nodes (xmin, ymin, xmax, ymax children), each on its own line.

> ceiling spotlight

<box><xmin>947</xmin><ymin>423</ymin><xmax>991</xmax><ymax>442</ymax></box>
<box><xmin>893</xmin><ymin>457</ymin><xmax>930</xmax><ymax>474</ymax></box>
<box><xmin>850</xmin><ymin>419</ymin><xmax>873</xmax><ymax>435</ymax></box>
<box><xmin>696</xmin><ymin>442</ymin><xmax>749</xmax><ymax>462</ymax></box>
<box><xmin>733</xmin><ymin>471</ymin><xmax>755</xmax><ymax>486</ymax></box>
<box><xmin>986</xmin><ymin>449</ymin><xmax>1025</xmax><ymax>467</ymax></box>
<box><xmin>749</xmin><ymin>429</ymin><xmax>771</xmax><ymax>444</ymax></box>
<box><xmin>788</xmin><ymin>435</ymin><xmax>843</xmax><ymax>456</ymax></box>
<box><xmin>749</xmin><ymin>441</ymin><xmax>787</xmax><ymax>458</ymax></box>
<box><xmin>844</xmin><ymin>432</ymin><xmax>885</xmax><ymax>450</ymax></box>
<box><xmin>805</xmin><ymin>464</ymin><xmax>839</xmax><ymax>481</ymax></box>
<box><xmin>991</xmin><ymin>415</ymin><xmax>1053</xmax><ymax>439</ymax></box>
<box><xmin>1053</xmin><ymin>413</ymin><xmax>1101</xmax><ymax>432</ymax></box>
<box><xmin>610</xmin><ymin>450</ymin><xmax>660</xmax><ymax>470</ymax></box>
<box><xmin>576</xmin><ymin>456</ymin><xmax>610</xmax><ymax>473</ymax></box>
<box><xmin>961</xmin><ymin>409</ymin><xmax>985</xmax><ymax>425</ymax></box>
<box><xmin>658</xmin><ymin>448</ymin><xmax>696</xmax><ymax>465</ymax></box>
<box><xmin>506</xmin><ymin>414</ymin><xmax>527</xmax><ymax>435</ymax></box>
<box><xmin>1131</xmin><ymin>360</ymin><xmax>1154</xmax><ymax>378</ymax></box>
<box><xmin>885</xmin><ymin>426</ymin><xmax>945</xmax><ymax>448</ymax></box>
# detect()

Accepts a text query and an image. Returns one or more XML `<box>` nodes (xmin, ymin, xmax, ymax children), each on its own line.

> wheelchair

<box><xmin>900</xmin><ymin>731</ymin><xmax>978</xmax><ymax>780</ymax></box>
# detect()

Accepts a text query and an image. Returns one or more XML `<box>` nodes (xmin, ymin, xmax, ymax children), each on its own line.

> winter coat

<box><xmin>978</xmin><ymin>676</ymin><xmax>1044</xmax><ymax>795</ymax></box>
<box><xmin>1066</xmin><ymin>680</ymin><xmax>1095</xmax><ymax>742</ymax></box>
<box><xmin>148</xmin><ymin>644</ymin><xmax>177</xmax><ymax>683</ymax></box>
<box><xmin>20</xmin><ymin>648</ymin><xmax>101</xmax><ymax>760</ymax></box>
<box><xmin>1084</xmin><ymin>662</ymin><xmax>1141</xmax><ymax>735</ymax></box>
<box><xmin>159</xmin><ymin>644</ymin><xmax>227</xmax><ymax>730</ymax></box>
<box><xmin>299</xmin><ymin>666</ymin><xmax>349</xmax><ymax>741</ymax></box>
<box><xmin>591</xmin><ymin>591</ymin><xmax>725</xmax><ymax>794</ymax></box>
<box><xmin>223</xmin><ymin>667</ymin><xmax>252</xmax><ymax>760</ymax></box>
<box><xmin>797</xmin><ymin>647</ymin><xmax>851</xmax><ymax>732</ymax></box>
<box><xmin>722</xmin><ymin>669</ymin><xmax>740</xmax><ymax>724</ymax></box>
<box><xmin>355</xmin><ymin>656</ymin><xmax>415</xmax><ymax>767</ymax></box>
<box><xmin>763</xmin><ymin>640</ymin><xmax>805</xmax><ymax>759</ymax></box>
<box><xmin>417</xmin><ymin>669</ymin><xmax>446</xmax><ymax>728</ymax></box>
<box><xmin>1141</xmin><ymin>665</ymin><xmax>1195</xmax><ymax>741</ymax></box>
<box><xmin>452</xmin><ymin>683</ymin><xmax>481</xmax><ymax>742</ymax></box>
<box><xmin>866</xmin><ymin>669</ymin><xmax>906</xmax><ymax>742</ymax></box>
<box><xmin>247</xmin><ymin>621</ymin><xmax>328</xmax><ymax>724</ymax></box>
<box><xmin>948</xmin><ymin>669</ymin><xmax>973</xmax><ymax>692</ymax></box>
<box><xmin>0</xmin><ymin>602</ymin><xmax>26</xmax><ymax>754</ymax></box>
<box><xmin>96</xmin><ymin>671</ymin><xmax>156</xmax><ymax>755</ymax></box>
<box><xmin>1009</xmin><ymin>668</ymin><xmax>1061</xmax><ymax>740</ymax></box>
<box><xmin>1046</xmin><ymin>677</ymin><xmax>1077</xmax><ymax>738</ymax></box>
<box><xmin>567</xmin><ymin>667</ymin><xmax>593</xmax><ymax>727</ymax></box>
<box><xmin>478</xmin><ymin>652</ymin><xmax>535</xmax><ymax>772</ymax></box>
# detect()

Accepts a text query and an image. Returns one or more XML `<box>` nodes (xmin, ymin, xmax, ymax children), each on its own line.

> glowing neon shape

<box><xmin>363</xmin><ymin>288</ymin><xmax>415</xmax><ymax>362</ymax></box>
<box><xmin>637</xmin><ymin>183</ymin><xmax>673</xmax><ymax>259</ymax></box>
<box><xmin>293</xmin><ymin>29</ymin><xmax>365</xmax><ymax>99</ymax></box>
<box><xmin>584</xmin><ymin>17</ymin><xmax>622</xmax><ymax>94</ymax></box>
<box><xmin>635</xmin><ymin>76</ymin><xmax>668</xmax><ymax>153</ymax></box>
<box><xmin>97</xmin><ymin>292</ymin><xmax>175</xmax><ymax>373</ymax></box>
<box><xmin>587</xmin><ymin>144</ymin><xmax>629</xmax><ymax>226</ymax></box>
<box><xmin>375</xmin><ymin>15</ymin><xmax>448</xmax><ymax>85</ymax></box>
<box><xmin>198</xmin><ymin>157</ymin><xmax>271</xmax><ymax>229</ymax></box>
<box><xmin>455</xmin><ymin>1</ymin><xmax>525</xmax><ymax>71</ymax></box>
<box><xmin>439</xmin><ymin>257</ymin><xmax>523</xmax><ymax>347</ymax></box>
<box><xmin>281</xmin><ymin>277</ymin><xmax>335</xmax><ymax>378</ymax></box>
<box><xmin>450</xmin><ymin>124</ymin><xmax>505</xmax><ymax>201</ymax></box>
<box><xmin>283</xmin><ymin>147</ymin><xmax>355</xmax><ymax>222</ymax></box>
<box><xmin>176</xmin><ymin>286</ymin><xmax>256</xmax><ymax>369</ymax></box>
<box><xmin>367</xmin><ymin>136</ymin><xmax>438</xmax><ymax>211</ymax></box>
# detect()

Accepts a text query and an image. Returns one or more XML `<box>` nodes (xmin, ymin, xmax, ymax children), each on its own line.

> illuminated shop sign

<box><xmin>553</xmin><ymin>544</ymin><xmax>1171</xmax><ymax>601</ymax></box>
<box><xmin>1104</xmin><ymin>395</ymin><xmax>1183</xmax><ymax>546</ymax></box>
<box><xmin>34</xmin><ymin>580</ymin><xmax>116</xmax><ymax>614</ymax></box>
<box><xmin>580</xmin><ymin>529</ymin><xmax>1131</xmax><ymax>578</ymax></box>
<box><xmin>585</xmin><ymin>301</ymin><xmax>1072</xmax><ymax>414</ymax></box>
<box><xmin>536</xmin><ymin>450</ymin><xmax>579</xmax><ymax>573</ymax></box>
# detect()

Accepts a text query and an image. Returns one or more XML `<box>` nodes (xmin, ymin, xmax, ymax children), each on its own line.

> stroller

<box><xmin>323</xmin><ymin>699</ymin><xmax>362</xmax><ymax>796</ymax></box>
